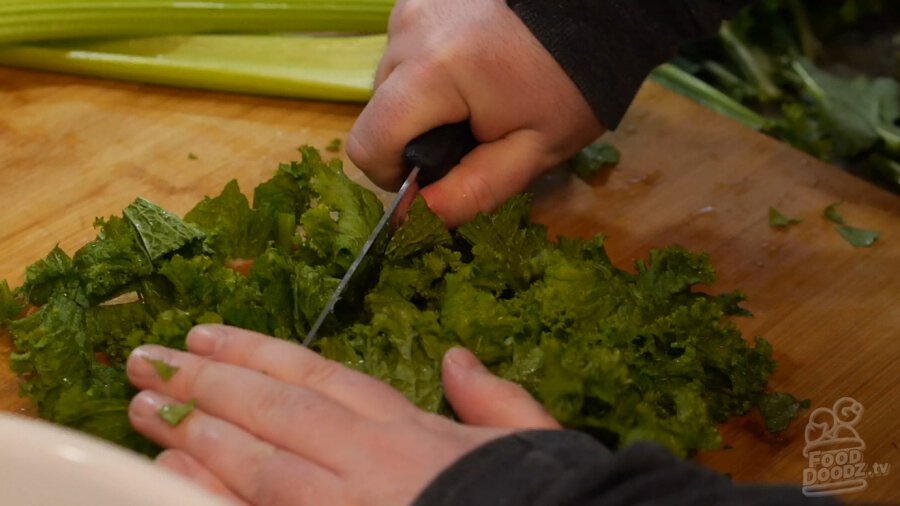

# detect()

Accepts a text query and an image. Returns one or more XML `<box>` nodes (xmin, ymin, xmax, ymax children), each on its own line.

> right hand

<box><xmin>348</xmin><ymin>0</ymin><xmax>605</xmax><ymax>227</ymax></box>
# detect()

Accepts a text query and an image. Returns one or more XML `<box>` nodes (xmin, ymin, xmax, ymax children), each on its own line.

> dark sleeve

<box><xmin>413</xmin><ymin>430</ymin><xmax>841</xmax><ymax>506</ymax></box>
<box><xmin>506</xmin><ymin>0</ymin><xmax>754</xmax><ymax>129</ymax></box>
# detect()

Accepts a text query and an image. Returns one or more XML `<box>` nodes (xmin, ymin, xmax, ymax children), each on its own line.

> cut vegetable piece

<box><xmin>835</xmin><ymin>225</ymin><xmax>880</xmax><ymax>248</ymax></box>
<box><xmin>143</xmin><ymin>357</ymin><xmax>179</xmax><ymax>381</ymax></box>
<box><xmin>158</xmin><ymin>399</ymin><xmax>196</xmax><ymax>426</ymax></box>
<box><xmin>823</xmin><ymin>202</ymin><xmax>845</xmax><ymax>224</ymax></box>
<box><xmin>768</xmin><ymin>207</ymin><xmax>802</xmax><ymax>228</ymax></box>
<box><xmin>569</xmin><ymin>141</ymin><xmax>620</xmax><ymax>179</ymax></box>
<box><xmin>0</xmin><ymin>34</ymin><xmax>385</xmax><ymax>102</ymax></box>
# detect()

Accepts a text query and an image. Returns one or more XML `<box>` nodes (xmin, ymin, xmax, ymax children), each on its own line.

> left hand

<box><xmin>127</xmin><ymin>325</ymin><xmax>560</xmax><ymax>505</ymax></box>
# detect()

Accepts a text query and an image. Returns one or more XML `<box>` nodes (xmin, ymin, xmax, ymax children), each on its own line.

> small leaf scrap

<box><xmin>768</xmin><ymin>207</ymin><xmax>802</xmax><ymax>228</ymax></box>
<box><xmin>143</xmin><ymin>357</ymin><xmax>179</xmax><ymax>381</ymax></box>
<box><xmin>158</xmin><ymin>399</ymin><xmax>196</xmax><ymax>426</ymax></box>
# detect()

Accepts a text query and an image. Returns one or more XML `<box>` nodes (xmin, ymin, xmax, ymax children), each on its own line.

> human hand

<box><xmin>347</xmin><ymin>0</ymin><xmax>604</xmax><ymax>227</ymax></box>
<box><xmin>127</xmin><ymin>325</ymin><xmax>560</xmax><ymax>505</ymax></box>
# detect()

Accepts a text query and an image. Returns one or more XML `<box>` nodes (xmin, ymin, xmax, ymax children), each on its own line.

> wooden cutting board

<box><xmin>1</xmin><ymin>66</ymin><xmax>897</xmax><ymax>501</ymax></box>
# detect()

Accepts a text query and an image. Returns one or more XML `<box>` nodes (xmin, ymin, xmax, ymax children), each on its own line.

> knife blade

<box><xmin>303</xmin><ymin>121</ymin><xmax>478</xmax><ymax>347</ymax></box>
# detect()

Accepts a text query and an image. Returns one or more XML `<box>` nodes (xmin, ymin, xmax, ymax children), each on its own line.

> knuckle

<box><xmin>389</xmin><ymin>0</ymin><xmax>425</xmax><ymax>33</ymax></box>
<box><xmin>252</xmin><ymin>384</ymin><xmax>308</xmax><ymax>422</ymax></box>
<box><xmin>247</xmin><ymin>450</ymin><xmax>289</xmax><ymax>506</ymax></box>
<box><xmin>462</xmin><ymin>171</ymin><xmax>499</xmax><ymax>215</ymax></box>
<box><xmin>346</xmin><ymin>128</ymin><xmax>376</xmax><ymax>171</ymax></box>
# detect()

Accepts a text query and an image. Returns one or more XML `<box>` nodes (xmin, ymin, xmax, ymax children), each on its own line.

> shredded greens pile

<box><xmin>2</xmin><ymin>148</ymin><xmax>793</xmax><ymax>456</ymax></box>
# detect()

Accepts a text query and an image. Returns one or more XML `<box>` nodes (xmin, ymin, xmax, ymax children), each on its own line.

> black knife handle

<box><xmin>402</xmin><ymin>121</ymin><xmax>479</xmax><ymax>187</ymax></box>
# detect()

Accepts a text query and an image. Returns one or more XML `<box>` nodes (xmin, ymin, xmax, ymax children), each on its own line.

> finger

<box><xmin>419</xmin><ymin>129</ymin><xmax>551</xmax><ymax>227</ymax></box>
<box><xmin>185</xmin><ymin>325</ymin><xmax>416</xmax><ymax>421</ymax></box>
<box><xmin>130</xmin><ymin>390</ymin><xmax>343</xmax><ymax>505</ymax></box>
<box><xmin>347</xmin><ymin>60</ymin><xmax>469</xmax><ymax>191</ymax></box>
<box><xmin>441</xmin><ymin>347</ymin><xmax>560</xmax><ymax>429</ymax></box>
<box><xmin>156</xmin><ymin>450</ymin><xmax>245</xmax><ymax>504</ymax></box>
<box><xmin>127</xmin><ymin>345</ymin><xmax>364</xmax><ymax>470</ymax></box>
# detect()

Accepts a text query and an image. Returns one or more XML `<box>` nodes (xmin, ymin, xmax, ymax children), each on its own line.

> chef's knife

<box><xmin>303</xmin><ymin>121</ymin><xmax>478</xmax><ymax>346</ymax></box>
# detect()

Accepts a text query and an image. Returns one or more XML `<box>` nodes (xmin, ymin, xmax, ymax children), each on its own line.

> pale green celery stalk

<box><xmin>0</xmin><ymin>34</ymin><xmax>385</xmax><ymax>102</ymax></box>
<box><xmin>650</xmin><ymin>63</ymin><xmax>769</xmax><ymax>132</ymax></box>
<box><xmin>0</xmin><ymin>0</ymin><xmax>391</xmax><ymax>44</ymax></box>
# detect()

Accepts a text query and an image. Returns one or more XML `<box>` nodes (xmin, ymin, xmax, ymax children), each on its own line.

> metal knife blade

<box><xmin>303</xmin><ymin>121</ymin><xmax>478</xmax><ymax>347</ymax></box>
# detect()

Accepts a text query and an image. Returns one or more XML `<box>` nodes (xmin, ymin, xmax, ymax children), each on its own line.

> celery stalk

<box><xmin>650</xmin><ymin>63</ymin><xmax>770</xmax><ymax>132</ymax></box>
<box><xmin>0</xmin><ymin>34</ymin><xmax>385</xmax><ymax>102</ymax></box>
<box><xmin>0</xmin><ymin>0</ymin><xmax>391</xmax><ymax>44</ymax></box>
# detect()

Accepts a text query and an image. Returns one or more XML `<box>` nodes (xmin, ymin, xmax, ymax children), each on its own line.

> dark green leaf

<box><xmin>123</xmin><ymin>198</ymin><xmax>205</xmax><ymax>261</ymax></box>
<box><xmin>185</xmin><ymin>180</ymin><xmax>273</xmax><ymax>260</ymax></box>
<box><xmin>568</xmin><ymin>142</ymin><xmax>620</xmax><ymax>179</ymax></box>
<box><xmin>823</xmin><ymin>202</ymin><xmax>845</xmax><ymax>224</ymax></box>
<box><xmin>0</xmin><ymin>280</ymin><xmax>23</xmax><ymax>324</ymax></box>
<box><xmin>74</xmin><ymin>216</ymin><xmax>153</xmax><ymax>301</ymax></box>
<box><xmin>22</xmin><ymin>246</ymin><xmax>76</xmax><ymax>305</ymax></box>
<box><xmin>769</xmin><ymin>207</ymin><xmax>803</xmax><ymax>228</ymax></box>
<box><xmin>759</xmin><ymin>392</ymin><xmax>807</xmax><ymax>433</ymax></box>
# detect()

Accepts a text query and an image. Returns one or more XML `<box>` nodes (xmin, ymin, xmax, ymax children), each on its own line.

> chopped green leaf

<box><xmin>759</xmin><ymin>392</ymin><xmax>808</xmax><ymax>433</ymax></box>
<box><xmin>769</xmin><ymin>207</ymin><xmax>803</xmax><ymax>228</ymax></box>
<box><xmin>123</xmin><ymin>198</ymin><xmax>205</xmax><ymax>261</ymax></box>
<box><xmin>143</xmin><ymin>357</ymin><xmax>179</xmax><ymax>381</ymax></box>
<box><xmin>1</xmin><ymin>146</ymin><xmax>792</xmax><ymax>459</ymax></box>
<box><xmin>158</xmin><ymin>399</ymin><xmax>196</xmax><ymax>426</ymax></box>
<box><xmin>185</xmin><ymin>180</ymin><xmax>272</xmax><ymax>260</ymax></box>
<box><xmin>568</xmin><ymin>141</ymin><xmax>620</xmax><ymax>179</ymax></box>
<box><xmin>22</xmin><ymin>246</ymin><xmax>75</xmax><ymax>305</ymax></box>
<box><xmin>835</xmin><ymin>225</ymin><xmax>880</xmax><ymax>248</ymax></box>
<box><xmin>823</xmin><ymin>202</ymin><xmax>845</xmax><ymax>224</ymax></box>
<box><xmin>0</xmin><ymin>280</ymin><xmax>22</xmax><ymax>324</ymax></box>
<box><xmin>187</xmin><ymin>153</ymin><xmax>199</xmax><ymax>161</ymax></box>
<box><xmin>325</xmin><ymin>138</ymin><xmax>342</xmax><ymax>152</ymax></box>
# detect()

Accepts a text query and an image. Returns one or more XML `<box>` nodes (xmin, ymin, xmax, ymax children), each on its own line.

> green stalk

<box><xmin>0</xmin><ymin>34</ymin><xmax>385</xmax><ymax>101</ymax></box>
<box><xmin>0</xmin><ymin>0</ymin><xmax>392</xmax><ymax>44</ymax></box>
<box><xmin>650</xmin><ymin>63</ymin><xmax>769</xmax><ymax>131</ymax></box>
<box><xmin>718</xmin><ymin>21</ymin><xmax>783</xmax><ymax>102</ymax></box>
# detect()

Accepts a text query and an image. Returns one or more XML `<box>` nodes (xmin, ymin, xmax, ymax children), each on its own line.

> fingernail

<box><xmin>130</xmin><ymin>391</ymin><xmax>165</xmax><ymax>422</ymax></box>
<box><xmin>187</xmin><ymin>325</ymin><xmax>225</xmax><ymax>356</ymax></box>
<box><xmin>445</xmin><ymin>347</ymin><xmax>487</xmax><ymax>373</ymax></box>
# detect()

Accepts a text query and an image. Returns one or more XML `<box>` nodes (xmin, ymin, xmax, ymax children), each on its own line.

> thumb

<box><xmin>442</xmin><ymin>347</ymin><xmax>560</xmax><ymax>429</ymax></box>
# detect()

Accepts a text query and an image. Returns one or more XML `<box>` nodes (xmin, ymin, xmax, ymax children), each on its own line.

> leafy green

<box><xmin>184</xmin><ymin>180</ymin><xmax>272</xmax><ymax>260</ymax></box>
<box><xmin>124</xmin><ymin>198</ymin><xmax>206</xmax><ymax>262</ymax></box>
<box><xmin>768</xmin><ymin>207</ymin><xmax>803</xmax><ymax>228</ymax></box>
<box><xmin>759</xmin><ymin>392</ymin><xmax>810</xmax><ymax>433</ymax></box>
<box><xmin>22</xmin><ymin>246</ymin><xmax>75</xmax><ymax>305</ymax></box>
<box><xmin>835</xmin><ymin>225</ymin><xmax>881</xmax><ymax>248</ymax></box>
<box><xmin>144</xmin><ymin>357</ymin><xmax>179</xmax><ymax>381</ymax></box>
<box><xmin>325</xmin><ymin>138</ymin><xmax>342</xmax><ymax>152</ymax></box>
<box><xmin>822</xmin><ymin>202</ymin><xmax>882</xmax><ymax>247</ymax></box>
<box><xmin>158</xmin><ymin>399</ymin><xmax>196</xmax><ymax>426</ymax></box>
<box><xmin>568</xmin><ymin>142</ymin><xmax>620</xmax><ymax>179</ymax></box>
<box><xmin>824</xmin><ymin>201</ymin><xmax>845</xmax><ymax>224</ymax></box>
<box><xmin>0</xmin><ymin>280</ymin><xmax>23</xmax><ymax>324</ymax></box>
<box><xmin>2</xmin><ymin>147</ymin><xmax>798</xmax><ymax>457</ymax></box>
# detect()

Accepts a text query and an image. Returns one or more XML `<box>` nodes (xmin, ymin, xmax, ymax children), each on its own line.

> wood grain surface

<box><xmin>1</xmin><ymin>66</ymin><xmax>897</xmax><ymax>502</ymax></box>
